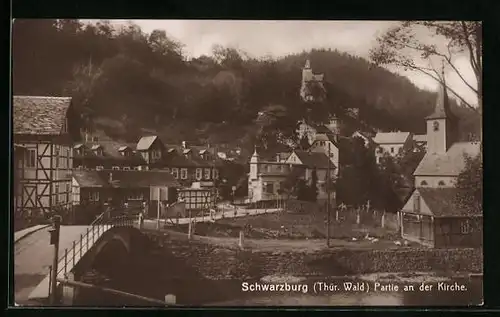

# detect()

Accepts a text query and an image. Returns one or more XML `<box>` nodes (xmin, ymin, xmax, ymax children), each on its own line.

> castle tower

<box><xmin>300</xmin><ymin>59</ymin><xmax>314</xmax><ymax>102</ymax></box>
<box><xmin>426</xmin><ymin>66</ymin><xmax>458</xmax><ymax>154</ymax></box>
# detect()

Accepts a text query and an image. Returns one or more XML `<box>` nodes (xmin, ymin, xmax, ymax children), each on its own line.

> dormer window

<box><xmin>152</xmin><ymin>150</ymin><xmax>161</xmax><ymax>159</ymax></box>
<box><xmin>91</xmin><ymin>145</ymin><xmax>103</xmax><ymax>156</ymax></box>
<box><xmin>118</xmin><ymin>146</ymin><xmax>130</xmax><ymax>156</ymax></box>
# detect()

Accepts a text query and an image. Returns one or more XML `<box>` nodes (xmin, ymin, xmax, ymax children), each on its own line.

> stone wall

<box><xmin>160</xmin><ymin>237</ymin><xmax>482</xmax><ymax>280</ymax></box>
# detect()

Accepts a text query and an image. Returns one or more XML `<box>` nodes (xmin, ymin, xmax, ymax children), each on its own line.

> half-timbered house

<box><xmin>13</xmin><ymin>144</ymin><xmax>27</xmax><ymax>220</ymax></box>
<box><xmin>13</xmin><ymin>96</ymin><xmax>78</xmax><ymax>219</ymax></box>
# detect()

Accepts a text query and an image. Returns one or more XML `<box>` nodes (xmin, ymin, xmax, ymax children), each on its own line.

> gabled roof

<box><xmin>414</xmin><ymin>142</ymin><xmax>480</xmax><ymax>176</ymax></box>
<box><xmin>91</xmin><ymin>144</ymin><xmax>102</xmax><ymax>151</ymax></box>
<box><xmin>418</xmin><ymin>187</ymin><xmax>480</xmax><ymax>218</ymax></box>
<box><xmin>72</xmin><ymin>170</ymin><xmax>109</xmax><ymax>188</ymax></box>
<box><xmin>97</xmin><ymin>170</ymin><xmax>180</xmax><ymax>188</ymax></box>
<box><xmin>74</xmin><ymin>143</ymin><xmax>84</xmax><ymax>149</ymax></box>
<box><xmin>74</xmin><ymin>140</ymin><xmax>146</xmax><ymax>164</ymax></box>
<box><xmin>136</xmin><ymin>135</ymin><xmax>159</xmax><ymax>151</ymax></box>
<box><xmin>313</xmin><ymin>133</ymin><xmax>338</xmax><ymax>147</ymax></box>
<box><xmin>373</xmin><ymin>132</ymin><xmax>411</xmax><ymax>145</ymax></box>
<box><xmin>13</xmin><ymin>96</ymin><xmax>71</xmax><ymax>135</ymax></box>
<box><xmin>292</xmin><ymin>150</ymin><xmax>336</xmax><ymax>170</ymax></box>
<box><xmin>118</xmin><ymin>146</ymin><xmax>130</xmax><ymax>152</ymax></box>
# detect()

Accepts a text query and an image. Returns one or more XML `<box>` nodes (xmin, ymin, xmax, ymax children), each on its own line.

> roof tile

<box><xmin>13</xmin><ymin>96</ymin><xmax>71</xmax><ymax>135</ymax></box>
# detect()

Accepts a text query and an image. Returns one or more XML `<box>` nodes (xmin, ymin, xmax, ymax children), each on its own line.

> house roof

<box><xmin>418</xmin><ymin>187</ymin><xmax>480</xmax><ymax>218</ymax></box>
<box><xmin>293</xmin><ymin>150</ymin><xmax>336</xmax><ymax>169</ymax></box>
<box><xmin>136</xmin><ymin>135</ymin><xmax>159</xmax><ymax>151</ymax></box>
<box><xmin>414</xmin><ymin>142</ymin><xmax>481</xmax><ymax>176</ymax></box>
<box><xmin>74</xmin><ymin>140</ymin><xmax>146</xmax><ymax>164</ymax></box>
<box><xmin>413</xmin><ymin>134</ymin><xmax>427</xmax><ymax>143</ymax></box>
<box><xmin>313</xmin><ymin>133</ymin><xmax>338</xmax><ymax>146</ymax></box>
<box><xmin>13</xmin><ymin>96</ymin><xmax>71</xmax><ymax>135</ymax></box>
<box><xmin>73</xmin><ymin>170</ymin><xmax>110</xmax><ymax>188</ymax></box>
<box><xmin>118</xmin><ymin>146</ymin><xmax>129</xmax><ymax>152</ymax></box>
<box><xmin>373</xmin><ymin>132</ymin><xmax>411</xmax><ymax>145</ymax></box>
<box><xmin>97</xmin><ymin>170</ymin><xmax>180</xmax><ymax>188</ymax></box>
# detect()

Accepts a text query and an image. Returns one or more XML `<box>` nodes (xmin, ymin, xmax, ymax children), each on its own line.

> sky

<box><xmin>87</xmin><ymin>20</ymin><xmax>478</xmax><ymax>107</ymax></box>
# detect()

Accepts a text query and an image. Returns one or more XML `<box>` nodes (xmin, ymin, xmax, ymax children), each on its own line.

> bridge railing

<box><xmin>48</xmin><ymin>213</ymin><xmax>136</xmax><ymax>299</ymax></box>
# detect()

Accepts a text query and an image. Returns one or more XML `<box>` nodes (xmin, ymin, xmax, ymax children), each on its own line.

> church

<box><xmin>400</xmin><ymin>69</ymin><xmax>482</xmax><ymax>248</ymax></box>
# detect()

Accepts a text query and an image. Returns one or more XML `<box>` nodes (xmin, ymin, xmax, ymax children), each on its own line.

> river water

<box><xmin>76</xmin><ymin>246</ymin><xmax>483</xmax><ymax>307</ymax></box>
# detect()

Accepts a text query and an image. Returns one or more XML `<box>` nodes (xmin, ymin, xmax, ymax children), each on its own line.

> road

<box><xmin>14</xmin><ymin>225</ymin><xmax>105</xmax><ymax>304</ymax></box>
<box><xmin>143</xmin><ymin>205</ymin><xmax>282</xmax><ymax>227</ymax></box>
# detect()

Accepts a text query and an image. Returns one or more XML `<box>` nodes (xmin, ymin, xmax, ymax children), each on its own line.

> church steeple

<box><xmin>426</xmin><ymin>63</ymin><xmax>458</xmax><ymax>154</ymax></box>
<box><xmin>426</xmin><ymin>65</ymin><xmax>456</xmax><ymax>121</ymax></box>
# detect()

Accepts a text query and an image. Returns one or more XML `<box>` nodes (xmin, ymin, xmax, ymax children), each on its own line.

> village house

<box><xmin>162</xmin><ymin>141</ymin><xmax>223</xmax><ymax>187</ymax></box>
<box><xmin>373</xmin><ymin>131</ymin><xmax>414</xmax><ymax>164</ymax></box>
<box><xmin>412</xmin><ymin>134</ymin><xmax>428</xmax><ymax>151</ymax></box>
<box><xmin>71</xmin><ymin>169</ymin><xmax>180</xmax><ymax>218</ymax></box>
<box><xmin>400</xmin><ymin>71</ymin><xmax>482</xmax><ymax>248</ymax></box>
<box><xmin>13</xmin><ymin>96</ymin><xmax>78</xmax><ymax>219</ymax></box>
<box><xmin>73</xmin><ymin>137</ymin><xmax>146</xmax><ymax>171</ymax></box>
<box><xmin>247</xmin><ymin>148</ymin><xmax>291</xmax><ymax>202</ymax></box>
<box><xmin>285</xmin><ymin>150</ymin><xmax>336</xmax><ymax>200</ymax></box>
<box><xmin>13</xmin><ymin>144</ymin><xmax>27</xmax><ymax>218</ymax></box>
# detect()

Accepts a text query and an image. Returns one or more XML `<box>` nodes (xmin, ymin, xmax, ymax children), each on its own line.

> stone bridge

<box><xmin>13</xmin><ymin>217</ymin><xmax>150</xmax><ymax>305</ymax></box>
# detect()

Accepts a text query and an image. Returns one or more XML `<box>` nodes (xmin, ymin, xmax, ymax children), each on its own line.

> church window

<box><xmin>438</xmin><ymin>180</ymin><xmax>446</xmax><ymax>186</ymax></box>
<box><xmin>433</xmin><ymin>121</ymin><xmax>439</xmax><ymax>131</ymax></box>
<box><xmin>420</xmin><ymin>180</ymin><xmax>428</xmax><ymax>186</ymax></box>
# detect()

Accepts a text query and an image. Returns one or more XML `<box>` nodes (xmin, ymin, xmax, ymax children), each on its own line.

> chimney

<box><xmin>85</xmin><ymin>132</ymin><xmax>89</xmax><ymax>142</ymax></box>
<box><xmin>109</xmin><ymin>172</ymin><xmax>113</xmax><ymax>183</ymax></box>
<box><xmin>182</xmin><ymin>141</ymin><xmax>187</xmax><ymax>149</ymax></box>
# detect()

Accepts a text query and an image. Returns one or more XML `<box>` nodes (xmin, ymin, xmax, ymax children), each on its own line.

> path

<box><xmin>143</xmin><ymin>205</ymin><xmax>282</xmax><ymax>227</ymax></box>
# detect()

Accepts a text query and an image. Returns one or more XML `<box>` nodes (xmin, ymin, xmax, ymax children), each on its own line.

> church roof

<box><xmin>373</xmin><ymin>132</ymin><xmax>411</xmax><ymax>145</ymax></box>
<box><xmin>413</xmin><ymin>141</ymin><xmax>481</xmax><ymax>176</ymax></box>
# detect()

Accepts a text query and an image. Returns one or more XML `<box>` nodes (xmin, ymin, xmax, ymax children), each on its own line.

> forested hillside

<box><xmin>12</xmin><ymin>19</ymin><xmax>480</xmax><ymax>151</ymax></box>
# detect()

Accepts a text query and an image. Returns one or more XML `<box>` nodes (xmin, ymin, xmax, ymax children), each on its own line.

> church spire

<box><xmin>426</xmin><ymin>62</ymin><xmax>455</xmax><ymax>120</ymax></box>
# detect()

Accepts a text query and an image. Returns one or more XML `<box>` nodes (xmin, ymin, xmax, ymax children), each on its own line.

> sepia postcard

<box><xmin>11</xmin><ymin>19</ymin><xmax>483</xmax><ymax>307</ymax></box>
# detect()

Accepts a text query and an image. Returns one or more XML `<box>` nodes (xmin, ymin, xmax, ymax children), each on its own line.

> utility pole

<box><xmin>326</xmin><ymin>142</ymin><xmax>331</xmax><ymax>247</ymax></box>
<box><xmin>156</xmin><ymin>187</ymin><xmax>161</xmax><ymax>230</ymax></box>
<box><xmin>49</xmin><ymin>215</ymin><xmax>62</xmax><ymax>305</ymax></box>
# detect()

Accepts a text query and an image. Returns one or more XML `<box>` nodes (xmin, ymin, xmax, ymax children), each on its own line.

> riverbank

<box><xmin>157</xmin><ymin>233</ymin><xmax>483</xmax><ymax>280</ymax></box>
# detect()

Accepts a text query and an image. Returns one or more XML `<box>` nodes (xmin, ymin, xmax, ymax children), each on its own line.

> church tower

<box><xmin>426</xmin><ymin>67</ymin><xmax>458</xmax><ymax>154</ymax></box>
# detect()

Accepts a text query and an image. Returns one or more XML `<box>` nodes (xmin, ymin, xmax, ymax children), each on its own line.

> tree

<box><xmin>455</xmin><ymin>153</ymin><xmax>482</xmax><ymax>214</ymax></box>
<box><xmin>63</xmin><ymin>60</ymin><xmax>103</xmax><ymax>134</ymax></box>
<box><xmin>299</xmin><ymin>134</ymin><xmax>310</xmax><ymax>150</ymax></box>
<box><xmin>370</xmin><ymin>21</ymin><xmax>482</xmax><ymax>115</ymax></box>
<box><xmin>295</xmin><ymin>179</ymin><xmax>310</xmax><ymax>201</ymax></box>
<box><xmin>309</xmin><ymin>168</ymin><xmax>319</xmax><ymax>202</ymax></box>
